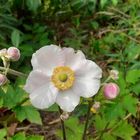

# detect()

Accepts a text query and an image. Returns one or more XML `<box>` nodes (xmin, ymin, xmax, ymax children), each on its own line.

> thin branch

<box><xmin>58</xmin><ymin>106</ymin><xmax>67</xmax><ymax>140</ymax></box>
<box><xmin>0</xmin><ymin>66</ymin><xmax>27</xmax><ymax>77</ymax></box>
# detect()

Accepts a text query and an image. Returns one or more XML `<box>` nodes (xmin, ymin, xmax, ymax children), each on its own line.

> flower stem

<box><xmin>58</xmin><ymin>106</ymin><xmax>67</xmax><ymax>140</ymax></box>
<box><xmin>82</xmin><ymin>101</ymin><xmax>92</xmax><ymax>140</ymax></box>
<box><xmin>0</xmin><ymin>66</ymin><xmax>27</xmax><ymax>77</ymax></box>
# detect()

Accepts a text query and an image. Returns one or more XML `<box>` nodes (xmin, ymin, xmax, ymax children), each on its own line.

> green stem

<box><xmin>82</xmin><ymin>101</ymin><xmax>92</xmax><ymax>140</ymax></box>
<box><xmin>58</xmin><ymin>106</ymin><xmax>67</xmax><ymax>140</ymax></box>
<box><xmin>0</xmin><ymin>66</ymin><xmax>27</xmax><ymax>77</ymax></box>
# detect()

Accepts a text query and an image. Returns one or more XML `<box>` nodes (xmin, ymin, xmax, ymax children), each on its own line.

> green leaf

<box><xmin>0</xmin><ymin>97</ymin><xmax>3</xmax><ymax>107</ymax></box>
<box><xmin>11</xmin><ymin>30</ymin><xmax>20</xmax><ymax>47</ymax></box>
<box><xmin>100</xmin><ymin>0</ymin><xmax>108</xmax><ymax>8</ymax></box>
<box><xmin>47</xmin><ymin>104</ymin><xmax>58</xmax><ymax>112</ymax></box>
<box><xmin>117</xmin><ymin>72</ymin><xmax>127</xmax><ymax>95</ymax></box>
<box><xmin>123</xmin><ymin>95</ymin><xmax>138</xmax><ymax>116</ymax></box>
<box><xmin>94</xmin><ymin>115</ymin><xmax>107</xmax><ymax>131</ymax></box>
<box><xmin>0</xmin><ymin>128</ymin><xmax>7</xmax><ymax>140</ymax></box>
<box><xmin>131</xmin><ymin>82</ymin><xmax>140</xmax><ymax>95</ymax></box>
<box><xmin>26</xmin><ymin>135</ymin><xmax>44</xmax><ymax>140</ymax></box>
<box><xmin>57</xmin><ymin>117</ymin><xmax>84</xmax><ymax>140</ymax></box>
<box><xmin>102</xmin><ymin>133</ymin><xmax>116</xmax><ymax>140</ymax></box>
<box><xmin>12</xmin><ymin>132</ymin><xmax>26</xmax><ymax>140</ymax></box>
<box><xmin>3</xmin><ymin>86</ymin><xmax>25</xmax><ymax>109</ymax></box>
<box><xmin>112</xmin><ymin>0</ymin><xmax>118</xmax><ymax>6</ymax></box>
<box><xmin>26</xmin><ymin>0</ymin><xmax>41</xmax><ymax>12</ymax></box>
<box><xmin>104</xmin><ymin>102</ymin><xmax>125</xmax><ymax>120</ymax></box>
<box><xmin>126</xmin><ymin>70</ymin><xmax>140</xmax><ymax>84</ymax></box>
<box><xmin>113</xmin><ymin>121</ymin><xmax>136</xmax><ymax>140</ymax></box>
<box><xmin>14</xmin><ymin>106</ymin><xmax>42</xmax><ymax>125</ymax></box>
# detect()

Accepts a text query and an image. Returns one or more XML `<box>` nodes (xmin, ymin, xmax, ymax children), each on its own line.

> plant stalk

<box><xmin>82</xmin><ymin>101</ymin><xmax>92</xmax><ymax>140</ymax></box>
<box><xmin>58</xmin><ymin>106</ymin><xmax>67</xmax><ymax>140</ymax></box>
<box><xmin>0</xmin><ymin>66</ymin><xmax>27</xmax><ymax>77</ymax></box>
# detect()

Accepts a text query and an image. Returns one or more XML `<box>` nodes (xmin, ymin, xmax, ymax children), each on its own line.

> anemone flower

<box><xmin>24</xmin><ymin>45</ymin><xmax>102</xmax><ymax>112</ymax></box>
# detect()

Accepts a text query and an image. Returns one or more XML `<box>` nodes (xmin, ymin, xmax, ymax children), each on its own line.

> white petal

<box><xmin>62</xmin><ymin>47</ymin><xmax>85</xmax><ymax>71</ymax></box>
<box><xmin>56</xmin><ymin>90</ymin><xmax>80</xmax><ymax>112</ymax></box>
<box><xmin>24</xmin><ymin>70</ymin><xmax>50</xmax><ymax>93</ymax></box>
<box><xmin>31</xmin><ymin>45</ymin><xmax>64</xmax><ymax>75</ymax></box>
<box><xmin>72</xmin><ymin>77</ymin><xmax>101</xmax><ymax>98</ymax></box>
<box><xmin>75</xmin><ymin>60</ymin><xmax>102</xmax><ymax>79</ymax></box>
<box><xmin>30</xmin><ymin>83</ymin><xmax>58</xmax><ymax>109</ymax></box>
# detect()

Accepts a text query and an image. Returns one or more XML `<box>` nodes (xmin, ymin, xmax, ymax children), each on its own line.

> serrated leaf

<box><xmin>131</xmin><ymin>82</ymin><xmax>140</xmax><ymax>95</ymax></box>
<box><xmin>57</xmin><ymin>117</ymin><xmax>84</xmax><ymax>140</ymax></box>
<box><xmin>126</xmin><ymin>70</ymin><xmax>140</xmax><ymax>84</ymax></box>
<box><xmin>11</xmin><ymin>30</ymin><xmax>20</xmax><ymax>47</ymax></box>
<box><xmin>3</xmin><ymin>86</ymin><xmax>25</xmax><ymax>109</ymax></box>
<box><xmin>105</xmin><ymin>102</ymin><xmax>125</xmax><ymax>120</ymax></box>
<box><xmin>14</xmin><ymin>106</ymin><xmax>42</xmax><ymax>125</ymax></box>
<box><xmin>102</xmin><ymin>133</ymin><xmax>116</xmax><ymax>140</ymax></box>
<box><xmin>123</xmin><ymin>95</ymin><xmax>138</xmax><ymax>116</ymax></box>
<box><xmin>94</xmin><ymin>115</ymin><xmax>107</xmax><ymax>131</ymax></box>
<box><xmin>117</xmin><ymin>72</ymin><xmax>127</xmax><ymax>95</ymax></box>
<box><xmin>113</xmin><ymin>121</ymin><xmax>136</xmax><ymax>140</ymax></box>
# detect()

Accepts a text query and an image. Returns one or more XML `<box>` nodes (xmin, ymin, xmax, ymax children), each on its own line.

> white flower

<box><xmin>24</xmin><ymin>45</ymin><xmax>102</xmax><ymax>112</ymax></box>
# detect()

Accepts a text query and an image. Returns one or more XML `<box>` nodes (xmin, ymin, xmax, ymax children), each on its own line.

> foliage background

<box><xmin>0</xmin><ymin>0</ymin><xmax>140</xmax><ymax>140</ymax></box>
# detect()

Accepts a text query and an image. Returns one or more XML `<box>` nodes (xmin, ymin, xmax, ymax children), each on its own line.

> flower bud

<box><xmin>103</xmin><ymin>83</ymin><xmax>119</xmax><ymax>99</ymax></box>
<box><xmin>109</xmin><ymin>70</ymin><xmax>119</xmax><ymax>80</ymax></box>
<box><xmin>93</xmin><ymin>101</ymin><xmax>100</xmax><ymax>109</ymax></box>
<box><xmin>0</xmin><ymin>74</ymin><xmax>7</xmax><ymax>86</ymax></box>
<box><xmin>91</xmin><ymin>101</ymin><xmax>100</xmax><ymax>113</ymax></box>
<box><xmin>60</xmin><ymin>112</ymin><xmax>69</xmax><ymax>121</ymax></box>
<box><xmin>7</xmin><ymin>47</ymin><xmax>20</xmax><ymax>61</ymax></box>
<box><xmin>0</xmin><ymin>49</ymin><xmax>7</xmax><ymax>57</ymax></box>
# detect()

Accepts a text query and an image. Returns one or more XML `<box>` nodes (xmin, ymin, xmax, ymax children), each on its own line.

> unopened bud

<box><xmin>0</xmin><ymin>74</ymin><xmax>7</xmax><ymax>86</ymax></box>
<box><xmin>60</xmin><ymin>112</ymin><xmax>69</xmax><ymax>121</ymax></box>
<box><xmin>0</xmin><ymin>49</ymin><xmax>7</xmax><ymax>57</ymax></box>
<box><xmin>93</xmin><ymin>101</ymin><xmax>100</xmax><ymax>109</ymax></box>
<box><xmin>7</xmin><ymin>47</ymin><xmax>20</xmax><ymax>61</ymax></box>
<box><xmin>91</xmin><ymin>101</ymin><xmax>100</xmax><ymax>113</ymax></box>
<box><xmin>103</xmin><ymin>83</ymin><xmax>119</xmax><ymax>100</ymax></box>
<box><xmin>109</xmin><ymin>70</ymin><xmax>119</xmax><ymax>80</ymax></box>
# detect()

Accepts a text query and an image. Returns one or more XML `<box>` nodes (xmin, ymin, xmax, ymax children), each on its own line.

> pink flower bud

<box><xmin>0</xmin><ymin>74</ymin><xmax>7</xmax><ymax>86</ymax></box>
<box><xmin>7</xmin><ymin>47</ymin><xmax>20</xmax><ymax>61</ymax></box>
<box><xmin>103</xmin><ymin>83</ymin><xmax>120</xmax><ymax>99</ymax></box>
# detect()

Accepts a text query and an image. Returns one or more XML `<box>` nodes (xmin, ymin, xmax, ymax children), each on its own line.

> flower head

<box><xmin>24</xmin><ymin>45</ymin><xmax>102</xmax><ymax>112</ymax></box>
<box><xmin>103</xmin><ymin>83</ymin><xmax>119</xmax><ymax>99</ymax></box>
<box><xmin>7</xmin><ymin>47</ymin><xmax>20</xmax><ymax>61</ymax></box>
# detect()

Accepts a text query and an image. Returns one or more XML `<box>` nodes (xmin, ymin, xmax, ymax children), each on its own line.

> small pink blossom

<box><xmin>103</xmin><ymin>83</ymin><xmax>119</xmax><ymax>99</ymax></box>
<box><xmin>7</xmin><ymin>47</ymin><xmax>20</xmax><ymax>61</ymax></box>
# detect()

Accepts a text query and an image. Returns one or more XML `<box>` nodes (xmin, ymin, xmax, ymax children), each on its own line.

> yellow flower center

<box><xmin>51</xmin><ymin>66</ymin><xmax>75</xmax><ymax>90</ymax></box>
